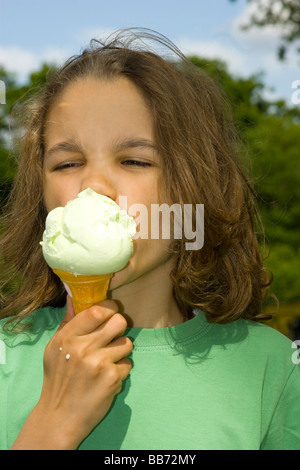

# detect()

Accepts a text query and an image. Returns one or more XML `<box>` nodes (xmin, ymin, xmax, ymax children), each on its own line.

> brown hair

<box><xmin>0</xmin><ymin>28</ymin><xmax>273</xmax><ymax>329</ymax></box>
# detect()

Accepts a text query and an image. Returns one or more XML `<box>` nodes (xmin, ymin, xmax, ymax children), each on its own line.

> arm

<box><xmin>261</xmin><ymin>364</ymin><xmax>300</xmax><ymax>450</ymax></box>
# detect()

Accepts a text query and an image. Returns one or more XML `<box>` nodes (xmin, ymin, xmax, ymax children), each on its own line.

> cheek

<box><xmin>43</xmin><ymin>179</ymin><xmax>56</xmax><ymax>213</ymax></box>
<box><xmin>43</xmin><ymin>176</ymin><xmax>78</xmax><ymax>212</ymax></box>
<box><xmin>110</xmin><ymin>236</ymin><xmax>171</xmax><ymax>289</ymax></box>
<box><xmin>134</xmin><ymin>236</ymin><xmax>170</xmax><ymax>258</ymax></box>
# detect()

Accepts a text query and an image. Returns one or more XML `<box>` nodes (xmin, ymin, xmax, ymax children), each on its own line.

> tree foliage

<box><xmin>230</xmin><ymin>0</ymin><xmax>300</xmax><ymax>60</ymax></box>
<box><xmin>0</xmin><ymin>64</ymin><xmax>56</xmax><ymax>204</ymax></box>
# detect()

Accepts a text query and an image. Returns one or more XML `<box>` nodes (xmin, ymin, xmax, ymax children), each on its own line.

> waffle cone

<box><xmin>53</xmin><ymin>269</ymin><xmax>113</xmax><ymax>315</ymax></box>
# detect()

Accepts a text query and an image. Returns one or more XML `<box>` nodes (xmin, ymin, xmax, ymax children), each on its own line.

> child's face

<box><xmin>43</xmin><ymin>77</ymin><xmax>172</xmax><ymax>290</ymax></box>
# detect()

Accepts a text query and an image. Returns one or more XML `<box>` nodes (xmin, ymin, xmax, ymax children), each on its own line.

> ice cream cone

<box><xmin>53</xmin><ymin>269</ymin><xmax>113</xmax><ymax>315</ymax></box>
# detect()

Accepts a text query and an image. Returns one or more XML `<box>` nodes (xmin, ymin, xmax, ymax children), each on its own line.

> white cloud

<box><xmin>176</xmin><ymin>2</ymin><xmax>300</xmax><ymax>104</ymax></box>
<box><xmin>177</xmin><ymin>1</ymin><xmax>287</xmax><ymax>79</ymax></box>
<box><xmin>233</xmin><ymin>0</ymin><xmax>289</xmax><ymax>34</ymax></box>
<box><xmin>0</xmin><ymin>45</ymin><xmax>39</xmax><ymax>82</ymax></box>
<box><xmin>178</xmin><ymin>37</ymin><xmax>246</xmax><ymax>75</ymax></box>
<box><xmin>0</xmin><ymin>45</ymin><xmax>70</xmax><ymax>83</ymax></box>
<box><xmin>231</xmin><ymin>0</ymin><xmax>300</xmax><ymax>64</ymax></box>
<box><xmin>42</xmin><ymin>47</ymin><xmax>70</xmax><ymax>67</ymax></box>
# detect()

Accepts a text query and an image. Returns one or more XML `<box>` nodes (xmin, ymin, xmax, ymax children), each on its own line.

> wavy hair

<box><xmin>0</xmin><ymin>28</ymin><xmax>273</xmax><ymax>329</ymax></box>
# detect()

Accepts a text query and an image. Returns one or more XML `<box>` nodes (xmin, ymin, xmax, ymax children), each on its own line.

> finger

<box><xmin>105</xmin><ymin>336</ymin><xmax>133</xmax><ymax>363</ymax></box>
<box><xmin>71</xmin><ymin>301</ymin><xmax>119</xmax><ymax>336</ymax></box>
<box><xmin>115</xmin><ymin>358</ymin><xmax>133</xmax><ymax>381</ymax></box>
<box><xmin>89</xmin><ymin>313</ymin><xmax>128</xmax><ymax>347</ymax></box>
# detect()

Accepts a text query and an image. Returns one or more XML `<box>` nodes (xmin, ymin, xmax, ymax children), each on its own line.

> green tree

<box><xmin>230</xmin><ymin>0</ymin><xmax>300</xmax><ymax>60</ymax></box>
<box><xmin>0</xmin><ymin>64</ymin><xmax>57</xmax><ymax>207</ymax></box>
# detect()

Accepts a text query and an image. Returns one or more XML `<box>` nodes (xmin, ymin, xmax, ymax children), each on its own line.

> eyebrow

<box><xmin>44</xmin><ymin>141</ymin><xmax>82</xmax><ymax>160</ymax></box>
<box><xmin>112</xmin><ymin>138</ymin><xmax>158</xmax><ymax>153</ymax></box>
<box><xmin>44</xmin><ymin>137</ymin><xmax>158</xmax><ymax>160</ymax></box>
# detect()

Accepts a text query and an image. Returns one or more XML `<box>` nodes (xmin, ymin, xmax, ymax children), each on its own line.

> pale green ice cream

<box><xmin>41</xmin><ymin>188</ymin><xmax>136</xmax><ymax>276</ymax></box>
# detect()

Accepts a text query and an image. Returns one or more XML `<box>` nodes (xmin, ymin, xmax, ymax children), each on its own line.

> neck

<box><xmin>109</xmin><ymin>260</ymin><xmax>184</xmax><ymax>329</ymax></box>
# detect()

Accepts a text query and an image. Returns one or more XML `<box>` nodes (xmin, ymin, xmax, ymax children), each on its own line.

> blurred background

<box><xmin>0</xmin><ymin>0</ymin><xmax>299</xmax><ymax>338</ymax></box>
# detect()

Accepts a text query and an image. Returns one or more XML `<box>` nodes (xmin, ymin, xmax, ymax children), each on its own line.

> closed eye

<box><xmin>54</xmin><ymin>161</ymin><xmax>83</xmax><ymax>171</ymax></box>
<box><xmin>121</xmin><ymin>159</ymin><xmax>152</xmax><ymax>167</ymax></box>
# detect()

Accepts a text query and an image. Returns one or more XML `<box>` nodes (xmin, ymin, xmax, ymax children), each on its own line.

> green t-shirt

<box><xmin>0</xmin><ymin>306</ymin><xmax>299</xmax><ymax>450</ymax></box>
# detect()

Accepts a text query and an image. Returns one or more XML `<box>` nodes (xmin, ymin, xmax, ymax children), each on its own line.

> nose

<box><xmin>80</xmin><ymin>166</ymin><xmax>118</xmax><ymax>202</ymax></box>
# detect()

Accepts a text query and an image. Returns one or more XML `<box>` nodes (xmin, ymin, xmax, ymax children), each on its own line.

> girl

<box><xmin>0</xmin><ymin>29</ymin><xmax>299</xmax><ymax>450</ymax></box>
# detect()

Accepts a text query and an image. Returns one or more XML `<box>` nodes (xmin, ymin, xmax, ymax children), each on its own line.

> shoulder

<box><xmin>220</xmin><ymin>316</ymin><xmax>294</xmax><ymax>352</ymax></box>
<box><xmin>244</xmin><ymin>319</ymin><xmax>293</xmax><ymax>345</ymax></box>
<box><xmin>243</xmin><ymin>319</ymin><xmax>296</xmax><ymax>358</ymax></box>
<box><xmin>241</xmin><ymin>318</ymin><xmax>297</xmax><ymax>367</ymax></box>
<box><xmin>0</xmin><ymin>305</ymin><xmax>65</xmax><ymax>383</ymax></box>
<box><xmin>235</xmin><ymin>319</ymin><xmax>299</xmax><ymax>388</ymax></box>
<box><xmin>206</xmin><ymin>316</ymin><xmax>298</xmax><ymax>375</ymax></box>
<box><xmin>206</xmin><ymin>315</ymin><xmax>294</xmax><ymax>352</ymax></box>
<box><xmin>0</xmin><ymin>305</ymin><xmax>65</xmax><ymax>347</ymax></box>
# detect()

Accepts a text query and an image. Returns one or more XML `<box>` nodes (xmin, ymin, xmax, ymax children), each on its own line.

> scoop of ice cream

<box><xmin>40</xmin><ymin>188</ymin><xmax>136</xmax><ymax>276</ymax></box>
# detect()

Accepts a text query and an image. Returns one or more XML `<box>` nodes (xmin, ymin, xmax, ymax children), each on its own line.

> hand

<box><xmin>12</xmin><ymin>297</ymin><xmax>133</xmax><ymax>449</ymax></box>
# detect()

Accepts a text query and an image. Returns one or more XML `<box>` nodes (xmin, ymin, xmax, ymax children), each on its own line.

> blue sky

<box><xmin>0</xmin><ymin>0</ymin><xmax>299</xmax><ymax>104</ymax></box>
